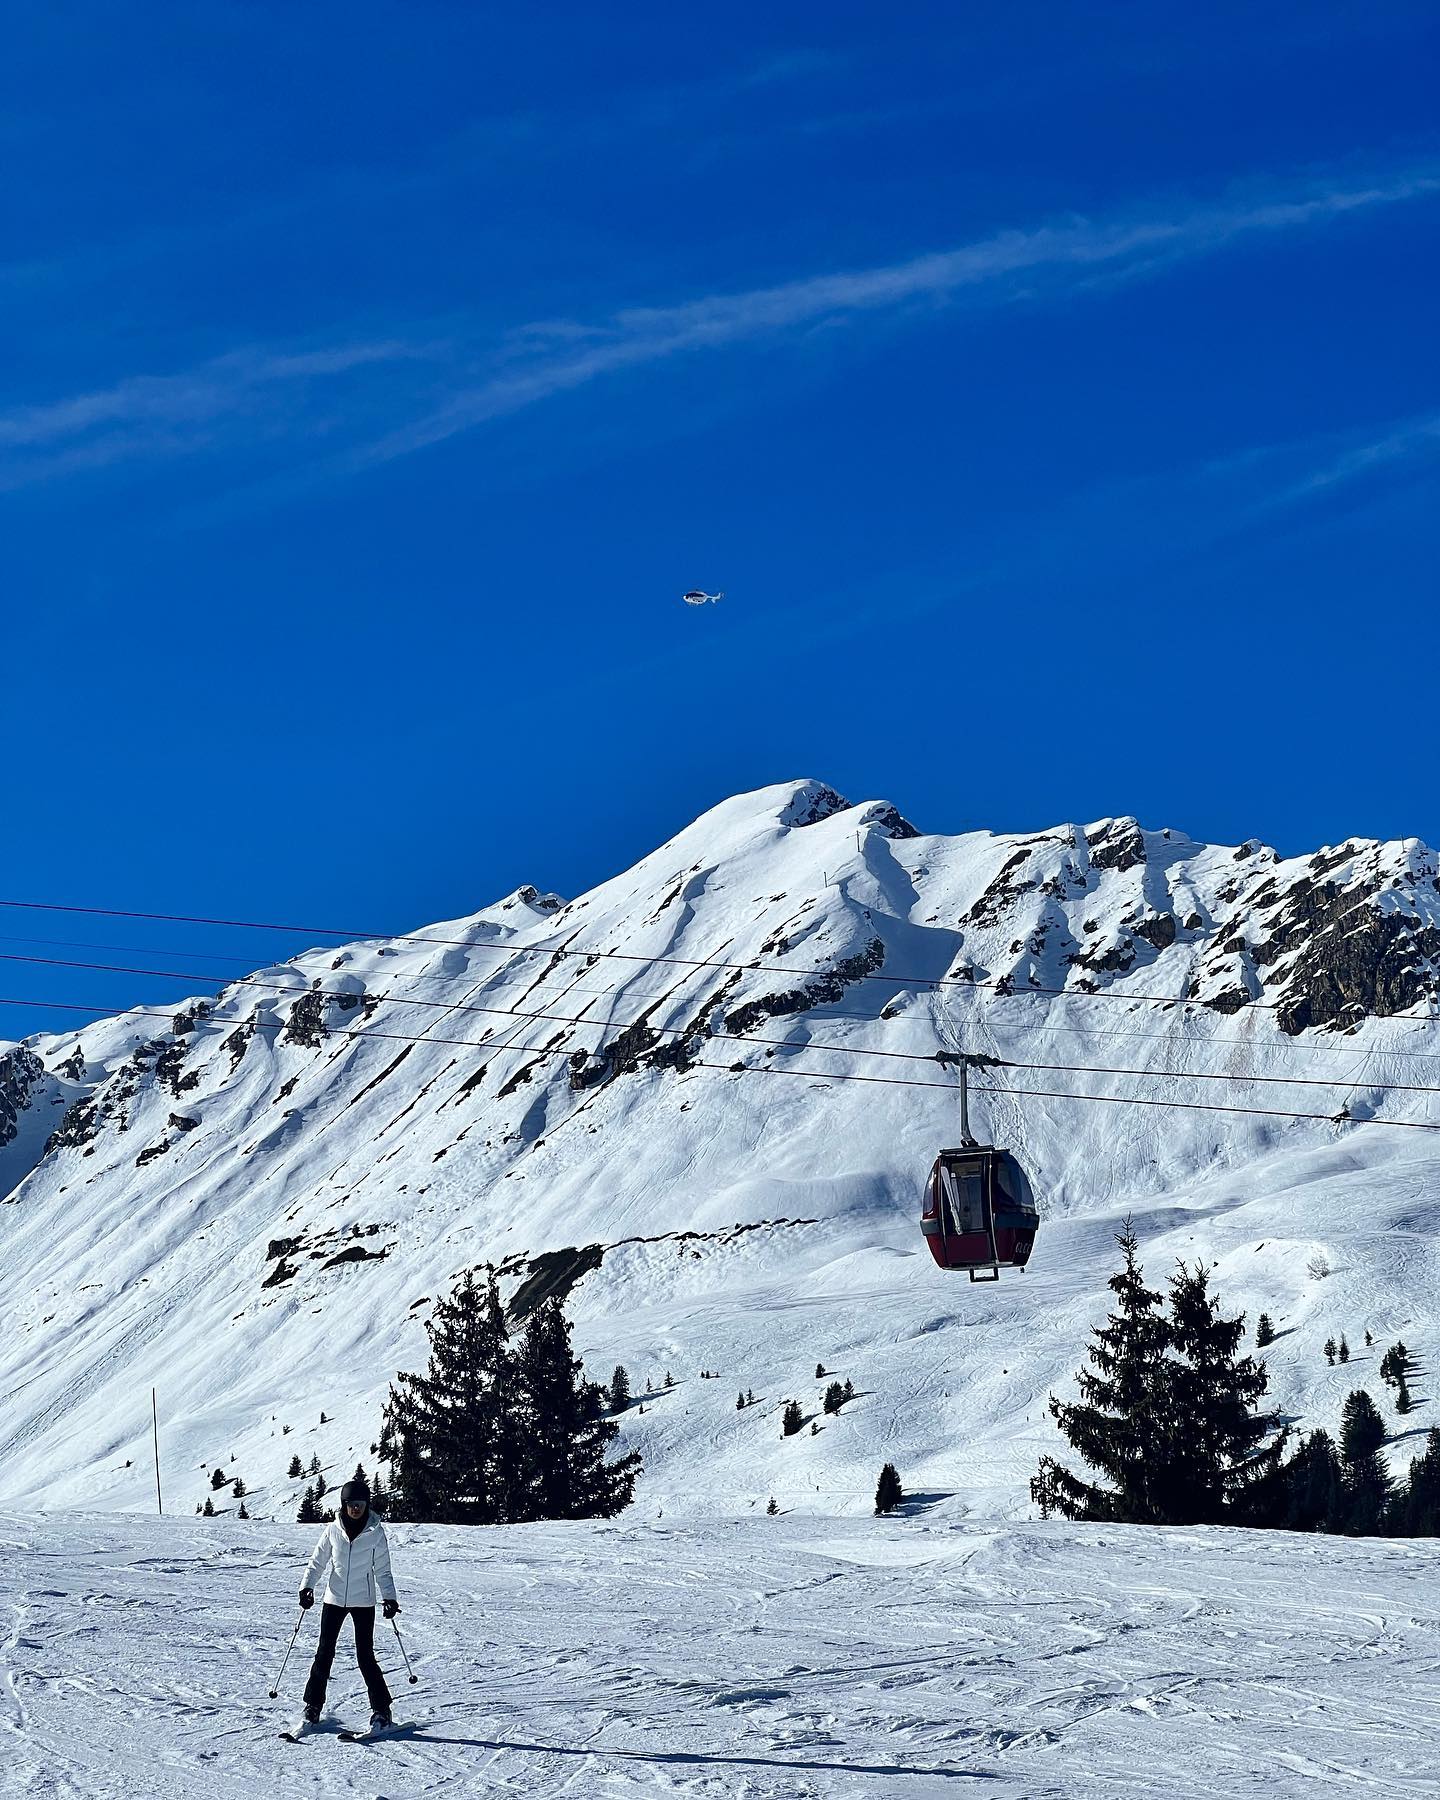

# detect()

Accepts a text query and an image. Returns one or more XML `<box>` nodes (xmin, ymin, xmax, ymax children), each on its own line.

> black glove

<box><xmin>382</xmin><ymin>1598</ymin><xmax>400</xmax><ymax>1620</ymax></box>
<box><xmin>299</xmin><ymin>1587</ymin><xmax>314</xmax><ymax>1610</ymax></box>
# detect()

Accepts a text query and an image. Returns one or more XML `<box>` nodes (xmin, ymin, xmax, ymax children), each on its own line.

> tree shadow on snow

<box><xmin>397</xmin><ymin>1728</ymin><xmax>1002</xmax><ymax>1781</ymax></box>
<box><xmin>899</xmin><ymin>1490</ymin><xmax>956</xmax><ymax>1513</ymax></box>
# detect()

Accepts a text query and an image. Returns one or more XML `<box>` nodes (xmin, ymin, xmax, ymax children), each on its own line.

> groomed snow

<box><xmin>2</xmin><ymin>1511</ymin><xmax>1437</xmax><ymax>1797</ymax></box>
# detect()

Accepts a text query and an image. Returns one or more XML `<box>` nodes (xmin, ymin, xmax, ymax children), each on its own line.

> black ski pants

<box><xmin>303</xmin><ymin>1604</ymin><xmax>392</xmax><ymax>1716</ymax></box>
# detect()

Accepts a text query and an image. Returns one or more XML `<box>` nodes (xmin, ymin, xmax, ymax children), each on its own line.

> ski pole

<box><xmin>268</xmin><ymin>1610</ymin><xmax>306</xmax><ymax>1698</ymax></box>
<box><xmin>391</xmin><ymin>1616</ymin><xmax>419</xmax><ymax>1686</ymax></box>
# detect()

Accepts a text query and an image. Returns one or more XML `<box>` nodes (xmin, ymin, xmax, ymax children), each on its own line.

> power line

<box><xmin>7</xmin><ymin>948</ymin><xmax>1440</xmax><ymax>1097</ymax></box>
<box><xmin>9</xmin><ymin>892</ymin><xmax>1425</xmax><ymax>1022</ymax></box>
<box><xmin>4</xmin><ymin>990</ymin><xmax>1437</xmax><ymax>1136</ymax></box>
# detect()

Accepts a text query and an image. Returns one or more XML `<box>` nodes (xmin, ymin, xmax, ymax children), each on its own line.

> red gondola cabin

<box><xmin>921</xmin><ymin>1146</ymin><xmax>1039</xmax><ymax>1281</ymax></box>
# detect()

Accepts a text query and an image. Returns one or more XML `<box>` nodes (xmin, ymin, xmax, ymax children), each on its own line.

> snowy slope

<box><xmin>3</xmin><ymin>1511</ymin><xmax>1438</xmax><ymax>1797</ymax></box>
<box><xmin>1</xmin><ymin>778</ymin><xmax>1437</xmax><ymax>1520</ymax></box>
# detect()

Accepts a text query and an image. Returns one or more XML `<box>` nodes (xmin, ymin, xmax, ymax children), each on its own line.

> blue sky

<box><xmin>3</xmin><ymin>2</ymin><xmax>1437</xmax><ymax>1036</ymax></box>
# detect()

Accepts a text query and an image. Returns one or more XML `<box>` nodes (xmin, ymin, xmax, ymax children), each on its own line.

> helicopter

<box><xmin>682</xmin><ymin>590</ymin><xmax>724</xmax><ymax>606</ymax></box>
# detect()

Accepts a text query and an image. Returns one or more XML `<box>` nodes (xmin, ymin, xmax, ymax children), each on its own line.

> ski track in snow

<box><xmin>0</xmin><ymin>1513</ymin><xmax>1437</xmax><ymax>1799</ymax></box>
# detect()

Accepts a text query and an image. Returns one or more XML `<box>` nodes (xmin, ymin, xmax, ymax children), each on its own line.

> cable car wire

<box><xmin>9</xmin><ymin>891</ymin><xmax>1434</xmax><ymax>1024</ymax></box>
<box><xmin>7</xmin><ymin>948</ymin><xmax>1440</xmax><ymax>1098</ymax></box>
<box><xmin>3</xmin><ymin>989</ymin><xmax>1437</xmax><ymax>1135</ymax></box>
<box><xmin>6</xmin><ymin>920</ymin><xmax>1440</xmax><ymax>1069</ymax></box>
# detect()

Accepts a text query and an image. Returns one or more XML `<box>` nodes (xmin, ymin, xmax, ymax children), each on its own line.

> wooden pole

<box><xmin>152</xmin><ymin>1387</ymin><xmax>162</xmax><ymax>1515</ymax></box>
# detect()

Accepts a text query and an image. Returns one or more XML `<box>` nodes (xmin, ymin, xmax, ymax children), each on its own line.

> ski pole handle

<box><xmin>391</xmin><ymin>1616</ymin><xmax>419</xmax><ymax>1686</ymax></box>
<box><xmin>268</xmin><ymin>1609</ymin><xmax>306</xmax><ymax>1698</ymax></box>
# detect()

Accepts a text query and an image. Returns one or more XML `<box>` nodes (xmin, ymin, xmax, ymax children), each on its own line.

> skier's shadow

<box><xmin>399</xmin><ymin>1728</ymin><xmax>998</xmax><ymax>1780</ymax></box>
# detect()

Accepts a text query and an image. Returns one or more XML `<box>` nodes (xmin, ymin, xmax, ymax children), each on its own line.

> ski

<box><xmin>339</xmin><ymin>1721</ymin><xmax>409</xmax><ymax>1742</ymax></box>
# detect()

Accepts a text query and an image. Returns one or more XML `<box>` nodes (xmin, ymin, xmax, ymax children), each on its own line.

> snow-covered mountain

<box><xmin>2</xmin><ymin>778</ymin><xmax>1437</xmax><ymax>1519</ymax></box>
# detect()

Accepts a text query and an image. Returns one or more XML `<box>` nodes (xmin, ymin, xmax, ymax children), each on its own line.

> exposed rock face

<box><xmin>725</xmin><ymin>940</ymin><xmax>886</xmax><ymax>1036</ymax></box>
<box><xmin>0</xmin><ymin>1047</ymin><xmax>46</xmax><ymax>1150</ymax></box>
<box><xmin>782</xmin><ymin>784</ymin><xmax>851</xmax><ymax>828</ymax></box>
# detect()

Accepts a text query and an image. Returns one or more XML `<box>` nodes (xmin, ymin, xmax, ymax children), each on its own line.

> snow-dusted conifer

<box><xmin>782</xmin><ymin>1400</ymin><xmax>803</xmax><ymax>1437</ymax></box>
<box><xmin>1158</xmin><ymin>1261</ymin><xmax>1285</xmax><ymax>1526</ymax></box>
<box><xmin>1324</xmin><ymin>1338</ymin><xmax>1337</xmax><ymax>1365</ymax></box>
<box><xmin>513</xmin><ymin>1297</ymin><xmax>641</xmax><ymax>1520</ymax></box>
<box><xmin>1255</xmin><ymin>1314</ymin><xmax>1275</xmax><ymax>1347</ymax></box>
<box><xmin>609</xmin><ymin>1366</ymin><xmax>631</xmax><ymax>1412</ymax></box>
<box><xmin>1031</xmin><ymin>1223</ymin><xmax>1169</xmax><ymax>1523</ymax></box>
<box><xmin>209</xmin><ymin>1467</ymin><xmax>227</xmax><ymax>1491</ymax></box>
<box><xmin>823</xmin><ymin>1382</ymin><xmax>845</xmax><ymax>1416</ymax></box>
<box><xmin>379</xmin><ymin>1269</ymin><xmax>519</xmax><ymax>1525</ymax></box>
<box><xmin>1338</xmin><ymin>1336</ymin><xmax>1350</xmax><ymax>1364</ymax></box>
<box><xmin>287</xmin><ymin>1454</ymin><xmax>303</xmax><ymax>1479</ymax></box>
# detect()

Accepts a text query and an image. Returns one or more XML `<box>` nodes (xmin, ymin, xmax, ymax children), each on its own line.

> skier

<box><xmin>296</xmin><ymin>1476</ymin><xmax>400</xmax><ymax>1734</ymax></box>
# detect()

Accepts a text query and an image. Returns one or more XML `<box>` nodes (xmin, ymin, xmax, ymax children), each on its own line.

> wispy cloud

<box><xmin>2</xmin><ymin>162</ymin><xmax>1435</xmax><ymax>492</ymax></box>
<box><xmin>1264</xmin><ymin>412</ymin><xmax>1440</xmax><ymax>506</ymax></box>
<box><xmin>353</xmin><ymin>165</ymin><xmax>1439</xmax><ymax>466</ymax></box>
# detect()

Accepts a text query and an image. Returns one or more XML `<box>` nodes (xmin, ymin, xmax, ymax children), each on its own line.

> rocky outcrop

<box><xmin>0</xmin><ymin>1046</ymin><xmax>46</xmax><ymax>1150</ymax></box>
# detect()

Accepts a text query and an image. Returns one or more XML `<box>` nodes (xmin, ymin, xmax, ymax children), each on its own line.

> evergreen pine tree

<box><xmin>875</xmin><ymin>1462</ymin><xmax>904</xmax><ymax>1515</ymax></box>
<box><xmin>1157</xmin><ymin>1261</ymin><xmax>1286</xmax><ymax>1526</ymax></box>
<box><xmin>1324</xmin><ymin>1338</ymin><xmax>1337</xmax><ymax>1366</ymax></box>
<box><xmin>287</xmin><ymin>1454</ymin><xmax>303</xmax><ymax>1479</ymax></box>
<box><xmin>781</xmin><ymin>1400</ymin><xmax>804</xmax><ymax>1437</ymax></box>
<box><xmin>352</xmin><ymin>1461</ymin><xmax>368</xmax><ymax>1484</ymax></box>
<box><xmin>816</xmin><ymin>1363</ymin><xmax>827</xmax><ymax>1380</ymax></box>
<box><xmin>746</xmin><ymin>1388</ymin><xmax>754</xmax><ymax>1405</ymax></box>
<box><xmin>202</xmin><ymin>1496</ymin><xmax>215</xmax><ymax>1516</ymax></box>
<box><xmin>1255</xmin><ymin>1314</ymin><xmax>1275</xmax><ymax>1347</ymax></box>
<box><xmin>1338</xmin><ymin>1390</ymin><xmax>1391</xmax><ymax>1537</ymax></box>
<box><xmin>766</xmin><ymin>1496</ymin><xmax>778</xmax><ymax>1515</ymax></box>
<box><xmin>237</xmin><ymin>1501</ymin><xmax>250</xmax><ymax>1520</ymax></box>
<box><xmin>378</xmin><ymin>1269</ymin><xmax>521</xmax><ymax>1525</ymax></box>
<box><xmin>736</xmin><ymin>1390</ymin><xmax>746</xmax><ymax>1411</ymax></box>
<box><xmin>297</xmin><ymin>1484</ymin><xmax>323</xmax><ymax>1524</ymax></box>
<box><xmin>1340</xmin><ymin>1390</ymin><xmax>1386</xmax><ymax>1463</ymax></box>
<box><xmin>1031</xmin><ymin>1223</ymin><xmax>1170</xmax><ymax>1523</ymax></box>
<box><xmin>1281</xmin><ymin>1428</ymin><xmax>1344</xmax><ymax>1532</ymax></box>
<box><xmin>1364</xmin><ymin>1330</ymin><xmax>1373</xmax><ymax>1348</ymax></box>
<box><xmin>823</xmin><ymin>1382</ymin><xmax>845</xmax><ymax>1416</ymax></box>
<box><xmin>369</xmin><ymin>1471</ymin><xmax>388</xmax><ymax>1515</ymax></box>
<box><xmin>308</xmin><ymin>1453</ymin><xmax>321</xmax><ymax>1476</ymax></box>
<box><xmin>609</xmin><ymin>1366</ymin><xmax>632</xmax><ymax>1412</ymax></box>
<box><xmin>209</xmin><ymin>1467</ymin><xmax>227</xmax><ymax>1491</ymax></box>
<box><xmin>1397</xmin><ymin>1427</ymin><xmax>1440</xmax><ymax>1536</ymax></box>
<box><xmin>1338</xmin><ymin>1335</ymin><xmax>1350</xmax><ymax>1364</ymax></box>
<box><xmin>842</xmin><ymin>1379</ymin><xmax>855</xmax><ymax>1401</ymax></box>
<box><xmin>664</xmin><ymin>1371</ymin><xmax>675</xmax><ymax>1389</ymax></box>
<box><xmin>876</xmin><ymin>1463</ymin><xmax>903</xmax><ymax>1513</ymax></box>
<box><xmin>1396</xmin><ymin>1379</ymin><xmax>1412</xmax><ymax>1415</ymax></box>
<box><xmin>1344</xmin><ymin>1448</ymin><xmax>1392</xmax><ymax>1535</ymax></box>
<box><xmin>232</xmin><ymin>1477</ymin><xmax>246</xmax><ymax>1498</ymax></box>
<box><xmin>513</xmin><ymin>1297</ymin><xmax>641</xmax><ymax>1519</ymax></box>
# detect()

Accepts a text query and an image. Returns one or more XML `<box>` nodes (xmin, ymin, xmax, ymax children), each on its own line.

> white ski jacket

<box><xmin>303</xmin><ymin>1514</ymin><xmax>398</xmax><ymax>1610</ymax></box>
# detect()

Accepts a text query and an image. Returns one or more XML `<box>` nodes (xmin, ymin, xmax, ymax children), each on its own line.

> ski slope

<box><xmin>2</xmin><ymin>1510</ymin><xmax>1437</xmax><ymax>1798</ymax></box>
<box><xmin>0</xmin><ymin>778</ymin><xmax>1437</xmax><ymax>1523</ymax></box>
